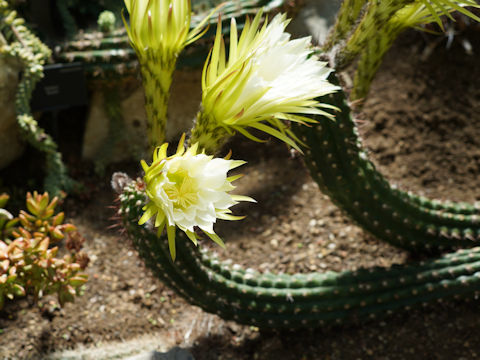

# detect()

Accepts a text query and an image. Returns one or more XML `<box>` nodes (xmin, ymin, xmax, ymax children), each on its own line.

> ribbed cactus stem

<box><xmin>140</xmin><ymin>55</ymin><xmax>176</xmax><ymax>150</ymax></box>
<box><xmin>350</xmin><ymin>24</ymin><xmax>398</xmax><ymax>100</ymax></box>
<box><xmin>61</xmin><ymin>35</ymin><xmax>131</xmax><ymax>52</ymax></box>
<box><xmin>323</xmin><ymin>0</ymin><xmax>368</xmax><ymax>50</ymax></box>
<box><xmin>117</xmin><ymin>179</ymin><xmax>480</xmax><ymax>328</ymax></box>
<box><xmin>291</xmin><ymin>75</ymin><xmax>480</xmax><ymax>252</ymax></box>
<box><xmin>58</xmin><ymin>48</ymin><xmax>136</xmax><ymax>63</ymax></box>
<box><xmin>54</xmin><ymin>1</ymin><xmax>294</xmax><ymax>80</ymax></box>
<box><xmin>336</xmin><ymin>0</ymin><xmax>413</xmax><ymax>69</ymax></box>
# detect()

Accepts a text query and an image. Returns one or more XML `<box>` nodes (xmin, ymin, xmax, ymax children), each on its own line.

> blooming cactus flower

<box><xmin>139</xmin><ymin>134</ymin><xmax>254</xmax><ymax>260</ymax></box>
<box><xmin>190</xmin><ymin>11</ymin><xmax>340</xmax><ymax>154</ymax></box>
<box><xmin>123</xmin><ymin>0</ymin><xmax>216</xmax><ymax>148</ymax></box>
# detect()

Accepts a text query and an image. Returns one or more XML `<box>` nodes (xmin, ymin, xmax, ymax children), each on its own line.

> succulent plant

<box><xmin>97</xmin><ymin>10</ymin><xmax>116</xmax><ymax>33</ymax></box>
<box><xmin>0</xmin><ymin>194</ymin><xmax>19</xmax><ymax>240</ymax></box>
<box><xmin>17</xmin><ymin>192</ymin><xmax>76</xmax><ymax>242</ymax></box>
<box><xmin>0</xmin><ymin>192</ymin><xmax>88</xmax><ymax>310</ymax></box>
<box><xmin>0</xmin><ymin>1</ymin><xmax>74</xmax><ymax>195</ymax></box>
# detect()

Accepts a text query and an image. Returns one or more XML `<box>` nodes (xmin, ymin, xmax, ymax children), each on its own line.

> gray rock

<box><xmin>167</xmin><ymin>68</ymin><xmax>202</xmax><ymax>140</ymax></box>
<box><xmin>82</xmin><ymin>83</ymin><xmax>149</xmax><ymax>162</ymax></box>
<box><xmin>287</xmin><ymin>0</ymin><xmax>340</xmax><ymax>45</ymax></box>
<box><xmin>82</xmin><ymin>68</ymin><xmax>201</xmax><ymax>162</ymax></box>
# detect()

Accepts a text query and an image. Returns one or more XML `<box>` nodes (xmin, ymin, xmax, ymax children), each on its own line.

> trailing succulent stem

<box><xmin>292</xmin><ymin>75</ymin><xmax>480</xmax><ymax>253</ymax></box>
<box><xmin>0</xmin><ymin>1</ymin><xmax>75</xmax><ymax>195</ymax></box>
<box><xmin>117</xmin><ymin>178</ymin><xmax>480</xmax><ymax>328</ymax></box>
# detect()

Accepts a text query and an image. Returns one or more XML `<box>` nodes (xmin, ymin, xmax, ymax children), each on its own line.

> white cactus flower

<box><xmin>139</xmin><ymin>134</ymin><xmax>254</xmax><ymax>260</ymax></box>
<box><xmin>194</xmin><ymin>11</ymin><xmax>340</xmax><ymax>153</ymax></box>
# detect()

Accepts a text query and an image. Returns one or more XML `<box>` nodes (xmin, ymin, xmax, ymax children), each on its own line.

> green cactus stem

<box><xmin>331</xmin><ymin>1</ymin><xmax>480</xmax><ymax>83</ymax></box>
<box><xmin>56</xmin><ymin>0</ymin><xmax>77</xmax><ymax>39</ymax></box>
<box><xmin>54</xmin><ymin>29</ymin><xmax>138</xmax><ymax>78</ymax></box>
<box><xmin>322</xmin><ymin>0</ymin><xmax>368</xmax><ymax>51</ymax></box>
<box><xmin>188</xmin><ymin>110</ymin><xmax>232</xmax><ymax>155</ymax></box>
<box><xmin>349</xmin><ymin>22</ymin><xmax>398</xmax><ymax>100</ymax></box>
<box><xmin>291</xmin><ymin>75</ymin><xmax>480</xmax><ymax>252</ymax></box>
<box><xmin>334</xmin><ymin>0</ymin><xmax>414</xmax><ymax>69</ymax></box>
<box><xmin>139</xmin><ymin>56</ymin><xmax>175</xmax><ymax>149</ymax></box>
<box><xmin>349</xmin><ymin>2</ymin><xmax>480</xmax><ymax>100</ymax></box>
<box><xmin>113</xmin><ymin>67</ymin><xmax>479</xmax><ymax>329</ymax></box>
<box><xmin>97</xmin><ymin>10</ymin><xmax>116</xmax><ymax>34</ymax></box>
<box><xmin>115</xmin><ymin>177</ymin><xmax>480</xmax><ymax>328</ymax></box>
<box><xmin>60</xmin><ymin>34</ymin><xmax>131</xmax><ymax>53</ymax></box>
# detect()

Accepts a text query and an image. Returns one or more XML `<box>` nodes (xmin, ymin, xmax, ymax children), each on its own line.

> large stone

<box><xmin>82</xmin><ymin>87</ymin><xmax>110</xmax><ymax>160</ymax></box>
<box><xmin>287</xmin><ymin>0</ymin><xmax>340</xmax><ymax>44</ymax></box>
<box><xmin>82</xmin><ymin>80</ymin><xmax>150</xmax><ymax>162</ymax></box>
<box><xmin>0</xmin><ymin>56</ymin><xmax>25</xmax><ymax>169</ymax></box>
<box><xmin>167</xmin><ymin>69</ymin><xmax>202</xmax><ymax>139</ymax></box>
<box><xmin>82</xmin><ymin>68</ymin><xmax>202</xmax><ymax>162</ymax></box>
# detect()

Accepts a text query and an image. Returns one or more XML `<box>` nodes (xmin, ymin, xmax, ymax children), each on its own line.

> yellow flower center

<box><xmin>164</xmin><ymin>169</ymin><xmax>198</xmax><ymax>209</ymax></box>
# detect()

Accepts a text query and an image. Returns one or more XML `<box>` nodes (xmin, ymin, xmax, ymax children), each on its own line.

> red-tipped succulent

<box><xmin>0</xmin><ymin>192</ymin><xmax>88</xmax><ymax>309</ymax></box>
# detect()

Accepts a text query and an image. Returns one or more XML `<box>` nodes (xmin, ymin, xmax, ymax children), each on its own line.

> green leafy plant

<box><xmin>0</xmin><ymin>192</ymin><xmax>88</xmax><ymax>309</ymax></box>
